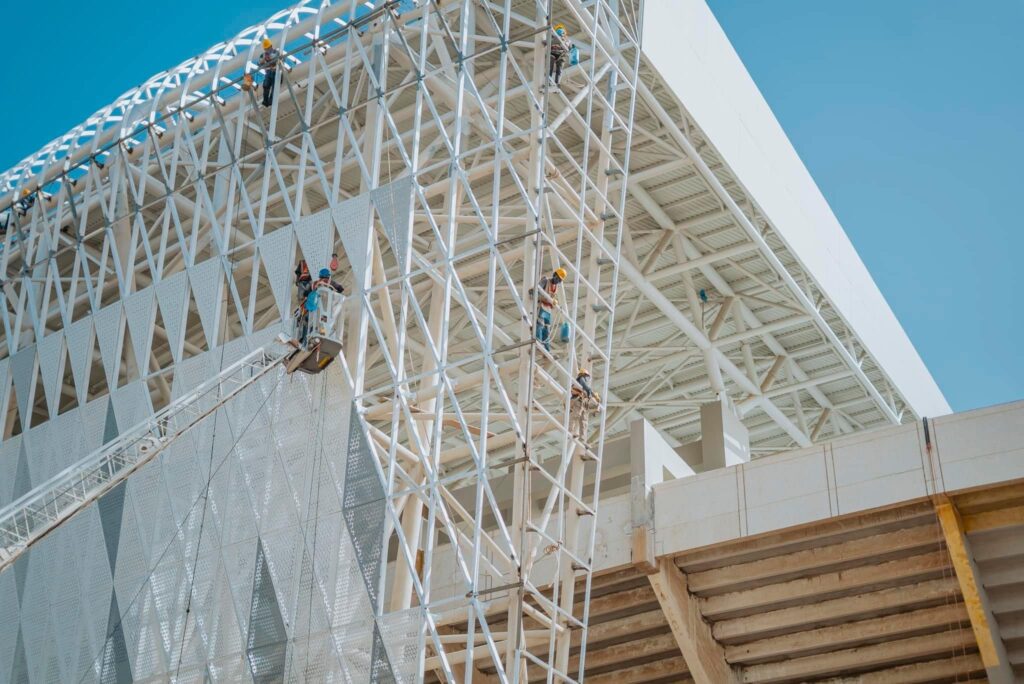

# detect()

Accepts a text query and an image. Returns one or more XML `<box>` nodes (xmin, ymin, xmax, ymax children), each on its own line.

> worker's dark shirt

<box><xmin>538</xmin><ymin>276</ymin><xmax>559</xmax><ymax>309</ymax></box>
<box><xmin>551</xmin><ymin>33</ymin><xmax>571</xmax><ymax>57</ymax></box>
<box><xmin>574</xmin><ymin>374</ymin><xmax>593</xmax><ymax>398</ymax></box>
<box><xmin>314</xmin><ymin>277</ymin><xmax>344</xmax><ymax>294</ymax></box>
<box><xmin>15</xmin><ymin>196</ymin><xmax>35</xmax><ymax>215</ymax></box>
<box><xmin>259</xmin><ymin>48</ymin><xmax>279</xmax><ymax>72</ymax></box>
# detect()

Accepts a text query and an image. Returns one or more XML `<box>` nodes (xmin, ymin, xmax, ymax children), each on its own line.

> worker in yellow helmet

<box><xmin>570</xmin><ymin>366</ymin><xmax>601</xmax><ymax>442</ymax></box>
<box><xmin>258</xmin><ymin>37</ymin><xmax>280</xmax><ymax>107</ymax></box>
<box><xmin>15</xmin><ymin>188</ymin><xmax>36</xmax><ymax>217</ymax></box>
<box><xmin>535</xmin><ymin>267</ymin><xmax>567</xmax><ymax>351</ymax></box>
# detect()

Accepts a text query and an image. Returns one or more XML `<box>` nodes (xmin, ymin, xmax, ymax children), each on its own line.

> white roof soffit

<box><xmin>640</xmin><ymin>0</ymin><xmax>949</xmax><ymax>418</ymax></box>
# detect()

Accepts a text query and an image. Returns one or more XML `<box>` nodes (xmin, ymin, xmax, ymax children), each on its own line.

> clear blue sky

<box><xmin>2</xmin><ymin>1</ymin><xmax>1021</xmax><ymax>412</ymax></box>
<box><xmin>705</xmin><ymin>1</ymin><xmax>1023</xmax><ymax>412</ymax></box>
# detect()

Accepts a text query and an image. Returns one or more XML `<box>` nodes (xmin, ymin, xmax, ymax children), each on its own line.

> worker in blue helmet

<box><xmin>314</xmin><ymin>267</ymin><xmax>345</xmax><ymax>294</ymax></box>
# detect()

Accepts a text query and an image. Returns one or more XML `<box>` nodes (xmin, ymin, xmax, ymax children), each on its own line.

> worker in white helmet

<box><xmin>570</xmin><ymin>366</ymin><xmax>600</xmax><ymax>442</ymax></box>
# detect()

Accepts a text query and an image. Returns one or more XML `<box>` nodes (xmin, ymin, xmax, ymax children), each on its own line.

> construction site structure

<box><xmin>0</xmin><ymin>1</ymin><xmax>1010</xmax><ymax>683</ymax></box>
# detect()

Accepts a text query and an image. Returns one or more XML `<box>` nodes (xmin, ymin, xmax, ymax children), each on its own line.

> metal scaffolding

<box><xmin>0</xmin><ymin>0</ymin><xmax>642</xmax><ymax>681</ymax></box>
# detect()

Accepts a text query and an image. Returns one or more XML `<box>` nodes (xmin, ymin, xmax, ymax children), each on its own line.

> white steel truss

<box><xmin>0</xmin><ymin>0</ymin><xmax>642</xmax><ymax>681</ymax></box>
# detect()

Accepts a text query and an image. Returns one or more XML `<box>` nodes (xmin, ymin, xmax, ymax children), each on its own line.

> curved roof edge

<box><xmin>642</xmin><ymin>0</ymin><xmax>949</xmax><ymax>418</ymax></box>
<box><xmin>0</xmin><ymin>1</ymin><xmax>385</xmax><ymax>198</ymax></box>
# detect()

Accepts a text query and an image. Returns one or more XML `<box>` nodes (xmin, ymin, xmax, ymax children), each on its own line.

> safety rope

<box><xmin>172</xmin><ymin>341</ymin><xmax>228</xmax><ymax>679</ymax></box>
<box><xmin>297</xmin><ymin>372</ymin><xmax>331</xmax><ymax>679</ymax></box>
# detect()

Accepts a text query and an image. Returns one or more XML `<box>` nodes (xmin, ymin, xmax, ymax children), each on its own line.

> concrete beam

<box><xmin>673</xmin><ymin>501</ymin><xmax>936</xmax><ymax>573</ymax></box>
<box><xmin>724</xmin><ymin>603</ymin><xmax>968</xmax><ymax>665</ymax></box>
<box><xmin>647</xmin><ymin>559</ymin><xmax>738</xmax><ymax>684</ymax></box>
<box><xmin>701</xmin><ymin>550</ymin><xmax>949</xmax><ymax>620</ymax></box>
<box><xmin>712</xmin><ymin>576</ymin><xmax>960</xmax><ymax>643</ymax></box>
<box><xmin>963</xmin><ymin>504</ymin><xmax>1024</xmax><ymax>533</ymax></box>
<box><xmin>740</xmin><ymin>630</ymin><xmax>976</xmax><ymax>683</ymax></box>
<box><xmin>818</xmin><ymin>654</ymin><xmax>985</xmax><ymax>683</ymax></box>
<box><xmin>585</xmin><ymin>656</ymin><xmax>690</xmax><ymax>684</ymax></box>
<box><xmin>687</xmin><ymin>523</ymin><xmax>940</xmax><ymax>596</ymax></box>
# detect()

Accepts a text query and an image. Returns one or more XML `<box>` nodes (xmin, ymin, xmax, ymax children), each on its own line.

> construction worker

<box><xmin>15</xmin><ymin>189</ymin><xmax>35</xmax><ymax>217</ymax></box>
<box><xmin>548</xmin><ymin>24</ymin><xmax>573</xmax><ymax>86</ymax></box>
<box><xmin>535</xmin><ymin>267</ymin><xmax>566</xmax><ymax>351</ymax></box>
<box><xmin>570</xmin><ymin>367</ymin><xmax>600</xmax><ymax>441</ymax></box>
<box><xmin>295</xmin><ymin>287</ymin><xmax>318</xmax><ymax>346</ymax></box>
<box><xmin>295</xmin><ymin>259</ymin><xmax>311</xmax><ymax>294</ymax></box>
<box><xmin>258</xmin><ymin>38</ymin><xmax>280</xmax><ymax>107</ymax></box>
<box><xmin>313</xmin><ymin>267</ymin><xmax>344</xmax><ymax>294</ymax></box>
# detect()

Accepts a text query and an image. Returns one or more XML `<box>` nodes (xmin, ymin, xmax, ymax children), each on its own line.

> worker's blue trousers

<box><xmin>536</xmin><ymin>309</ymin><xmax>552</xmax><ymax>351</ymax></box>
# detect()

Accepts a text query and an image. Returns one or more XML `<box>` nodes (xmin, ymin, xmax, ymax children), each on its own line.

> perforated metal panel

<box><xmin>64</xmin><ymin>316</ymin><xmax>95</xmax><ymax>405</ymax></box>
<box><xmin>123</xmin><ymin>287</ymin><xmax>156</xmax><ymax>376</ymax></box>
<box><xmin>35</xmin><ymin>331</ymin><xmax>64</xmax><ymax>419</ymax></box>
<box><xmin>2</xmin><ymin>348</ymin><xmax>418</xmax><ymax>682</ymax></box>
<box><xmin>342</xmin><ymin>404</ymin><xmax>387</xmax><ymax>609</ymax></box>
<box><xmin>247</xmin><ymin>541</ymin><xmax>288</xmax><ymax>684</ymax></box>
<box><xmin>154</xmin><ymin>271</ymin><xmax>189</xmax><ymax>364</ymax></box>
<box><xmin>332</xmin><ymin>194</ymin><xmax>372</xmax><ymax>291</ymax></box>
<box><xmin>0</xmin><ymin>434</ymin><xmax>21</xmax><ymax>506</ymax></box>
<box><xmin>110</xmin><ymin>381</ymin><xmax>153</xmax><ymax>437</ymax></box>
<box><xmin>295</xmin><ymin>208</ymin><xmax>337</xmax><ymax>275</ymax></box>
<box><xmin>372</xmin><ymin>177</ymin><xmax>413</xmax><ymax>276</ymax></box>
<box><xmin>10</xmin><ymin>344</ymin><xmax>36</xmax><ymax>424</ymax></box>
<box><xmin>93</xmin><ymin>303</ymin><xmax>124</xmax><ymax>391</ymax></box>
<box><xmin>189</xmin><ymin>259</ymin><xmax>225</xmax><ymax>348</ymax></box>
<box><xmin>260</xmin><ymin>227</ymin><xmax>296</xmax><ymax>320</ymax></box>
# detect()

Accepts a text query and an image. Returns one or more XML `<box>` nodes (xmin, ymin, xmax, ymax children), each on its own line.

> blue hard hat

<box><xmin>318</xmin><ymin>268</ymin><xmax>331</xmax><ymax>278</ymax></box>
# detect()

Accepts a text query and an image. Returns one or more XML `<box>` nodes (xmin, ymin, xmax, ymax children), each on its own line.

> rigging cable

<box><xmin>79</xmin><ymin>368</ymin><xmax>286</xmax><ymax>684</ymax></box>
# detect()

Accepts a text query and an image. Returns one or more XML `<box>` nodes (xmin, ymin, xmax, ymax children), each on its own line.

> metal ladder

<box><xmin>0</xmin><ymin>346</ymin><xmax>285</xmax><ymax>573</ymax></box>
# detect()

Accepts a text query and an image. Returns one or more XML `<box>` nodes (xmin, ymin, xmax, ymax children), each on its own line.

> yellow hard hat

<box><xmin>262</xmin><ymin>38</ymin><xmax>273</xmax><ymax>49</ymax></box>
<box><xmin>578</xmin><ymin>368</ymin><xmax>590</xmax><ymax>377</ymax></box>
<box><xmin>554</xmin><ymin>267</ymin><xmax>567</xmax><ymax>280</ymax></box>
<box><xmin>21</xmin><ymin>188</ymin><xmax>30</xmax><ymax>196</ymax></box>
<box><xmin>553</xmin><ymin>23</ymin><xmax>565</xmax><ymax>32</ymax></box>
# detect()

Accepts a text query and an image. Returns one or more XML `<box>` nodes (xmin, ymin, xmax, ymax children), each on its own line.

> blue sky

<box><xmin>706</xmin><ymin>0</ymin><xmax>1023</xmax><ymax>411</ymax></box>
<box><xmin>1</xmin><ymin>1</ymin><xmax>1021</xmax><ymax>412</ymax></box>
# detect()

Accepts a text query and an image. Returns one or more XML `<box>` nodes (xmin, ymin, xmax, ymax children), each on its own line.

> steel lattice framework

<box><xmin>0</xmin><ymin>0</ymin><xmax>642</xmax><ymax>681</ymax></box>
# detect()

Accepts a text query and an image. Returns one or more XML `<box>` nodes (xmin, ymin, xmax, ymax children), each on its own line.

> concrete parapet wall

<box><xmin>651</xmin><ymin>401</ymin><xmax>1024</xmax><ymax>556</ymax></box>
